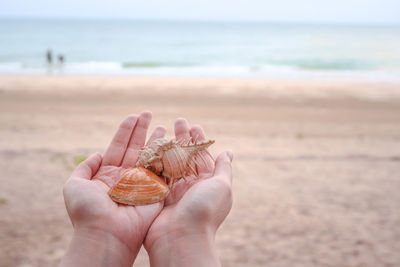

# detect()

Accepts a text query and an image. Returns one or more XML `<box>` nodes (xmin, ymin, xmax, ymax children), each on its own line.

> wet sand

<box><xmin>0</xmin><ymin>75</ymin><xmax>400</xmax><ymax>267</ymax></box>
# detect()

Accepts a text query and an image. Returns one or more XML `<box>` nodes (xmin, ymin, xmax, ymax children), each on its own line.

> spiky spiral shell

<box><xmin>136</xmin><ymin>138</ymin><xmax>214</xmax><ymax>185</ymax></box>
<box><xmin>136</xmin><ymin>138</ymin><xmax>171</xmax><ymax>174</ymax></box>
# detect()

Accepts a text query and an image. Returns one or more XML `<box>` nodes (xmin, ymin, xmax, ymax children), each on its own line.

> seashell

<box><xmin>137</xmin><ymin>138</ymin><xmax>215</xmax><ymax>186</ymax></box>
<box><xmin>109</xmin><ymin>167</ymin><xmax>170</xmax><ymax>205</ymax></box>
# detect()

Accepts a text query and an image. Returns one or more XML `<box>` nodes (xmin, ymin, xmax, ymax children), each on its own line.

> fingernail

<box><xmin>93</xmin><ymin>152</ymin><xmax>102</xmax><ymax>159</ymax></box>
<box><xmin>140</xmin><ymin>111</ymin><xmax>152</xmax><ymax>120</ymax></box>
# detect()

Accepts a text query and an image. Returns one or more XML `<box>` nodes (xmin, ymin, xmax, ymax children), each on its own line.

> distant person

<box><xmin>58</xmin><ymin>54</ymin><xmax>65</xmax><ymax>65</ymax></box>
<box><xmin>58</xmin><ymin>54</ymin><xmax>65</xmax><ymax>73</ymax></box>
<box><xmin>46</xmin><ymin>49</ymin><xmax>53</xmax><ymax>65</ymax></box>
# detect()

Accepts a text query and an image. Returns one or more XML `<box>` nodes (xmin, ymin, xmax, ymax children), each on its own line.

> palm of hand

<box><xmin>73</xmin><ymin>166</ymin><xmax>160</xmax><ymax>245</ymax></box>
<box><xmin>144</xmin><ymin>174</ymin><xmax>212</xmax><ymax>238</ymax></box>
<box><xmin>64</xmin><ymin>113</ymin><xmax>166</xmax><ymax>251</ymax></box>
<box><xmin>145</xmin><ymin>165</ymin><xmax>232</xmax><ymax>246</ymax></box>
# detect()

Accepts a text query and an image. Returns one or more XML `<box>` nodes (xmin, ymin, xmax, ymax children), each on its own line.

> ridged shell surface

<box><xmin>137</xmin><ymin>138</ymin><xmax>214</xmax><ymax>186</ymax></box>
<box><xmin>108</xmin><ymin>167</ymin><xmax>170</xmax><ymax>205</ymax></box>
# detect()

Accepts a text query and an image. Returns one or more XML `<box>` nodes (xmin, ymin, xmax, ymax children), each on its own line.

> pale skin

<box><xmin>60</xmin><ymin>111</ymin><xmax>233</xmax><ymax>267</ymax></box>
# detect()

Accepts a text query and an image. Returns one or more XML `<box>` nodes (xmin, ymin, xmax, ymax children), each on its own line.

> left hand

<box><xmin>61</xmin><ymin>111</ymin><xmax>167</xmax><ymax>267</ymax></box>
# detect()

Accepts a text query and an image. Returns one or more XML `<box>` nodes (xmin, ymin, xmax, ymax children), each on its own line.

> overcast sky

<box><xmin>1</xmin><ymin>0</ymin><xmax>399</xmax><ymax>24</ymax></box>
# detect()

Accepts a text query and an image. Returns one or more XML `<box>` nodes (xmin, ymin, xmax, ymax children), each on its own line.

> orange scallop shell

<box><xmin>108</xmin><ymin>167</ymin><xmax>169</xmax><ymax>206</ymax></box>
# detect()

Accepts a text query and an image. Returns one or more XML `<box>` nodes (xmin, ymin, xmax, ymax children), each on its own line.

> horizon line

<box><xmin>1</xmin><ymin>15</ymin><xmax>400</xmax><ymax>27</ymax></box>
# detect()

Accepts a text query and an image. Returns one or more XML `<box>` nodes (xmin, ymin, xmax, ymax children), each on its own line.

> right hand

<box><xmin>144</xmin><ymin>118</ymin><xmax>233</xmax><ymax>267</ymax></box>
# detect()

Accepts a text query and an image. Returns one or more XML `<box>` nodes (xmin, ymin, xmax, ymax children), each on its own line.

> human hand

<box><xmin>144</xmin><ymin>118</ymin><xmax>233</xmax><ymax>267</ymax></box>
<box><xmin>60</xmin><ymin>111</ymin><xmax>168</xmax><ymax>267</ymax></box>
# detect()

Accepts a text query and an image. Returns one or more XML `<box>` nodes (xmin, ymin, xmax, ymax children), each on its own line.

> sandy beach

<box><xmin>0</xmin><ymin>75</ymin><xmax>400</xmax><ymax>267</ymax></box>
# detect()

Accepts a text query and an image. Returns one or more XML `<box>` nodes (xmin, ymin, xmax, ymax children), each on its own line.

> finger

<box><xmin>146</xmin><ymin>125</ymin><xmax>167</xmax><ymax>146</ymax></box>
<box><xmin>174</xmin><ymin>118</ymin><xmax>190</xmax><ymax>141</ymax></box>
<box><xmin>71</xmin><ymin>152</ymin><xmax>102</xmax><ymax>180</ymax></box>
<box><xmin>102</xmin><ymin>115</ymin><xmax>138</xmax><ymax>166</ymax></box>
<box><xmin>213</xmin><ymin>151</ymin><xmax>233</xmax><ymax>185</ymax></box>
<box><xmin>190</xmin><ymin>125</ymin><xmax>214</xmax><ymax>175</ymax></box>
<box><xmin>189</xmin><ymin>124</ymin><xmax>206</xmax><ymax>141</ymax></box>
<box><xmin>121</xmin><ymin>111</ymin><xmax>152</xmax><ymax>168</ymax></box>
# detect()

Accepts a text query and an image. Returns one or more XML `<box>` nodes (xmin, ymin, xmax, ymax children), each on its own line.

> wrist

<box><xmin>146</xmin><ymin>225</ymin><xmax>221</xmax><ymax>267</ymax></box>
<box><xmin>60</xmin><ymin>227</ymin><xmax>135</xmax><ymax>267</ymax></box>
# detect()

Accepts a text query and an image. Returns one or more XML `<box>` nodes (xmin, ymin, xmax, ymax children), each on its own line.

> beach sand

<box><xmin>0</xmin><ymin>75</ymin><xmax>400</xmax><ymax>267</ymax></box>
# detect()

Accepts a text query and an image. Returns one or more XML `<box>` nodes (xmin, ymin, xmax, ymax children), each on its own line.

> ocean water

<box><xmin>1</xmin><ymin>18</ymin><xmax>400</xmax><ymax>81</ymax></box>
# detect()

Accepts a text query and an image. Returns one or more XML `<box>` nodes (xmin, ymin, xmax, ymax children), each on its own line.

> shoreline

<box><xmin>1</xmin><ymin>67</ymin><xmax>400</xmax><ymax>83</ymax></box>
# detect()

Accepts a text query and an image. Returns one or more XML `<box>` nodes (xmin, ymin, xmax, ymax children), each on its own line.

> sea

<box><xmin>1</xmin><ymin>18</ymin><xmax>400</xmax><ymax>81</ymax></box>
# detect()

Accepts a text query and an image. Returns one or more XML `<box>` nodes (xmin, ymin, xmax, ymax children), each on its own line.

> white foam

<box><xmin>1</xmin><ymin>61</ymin><xmax>400</xmax><ymax>83</ymax></box>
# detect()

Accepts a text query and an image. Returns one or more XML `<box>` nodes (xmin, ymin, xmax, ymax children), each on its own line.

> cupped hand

<box><xmin>63</xmin><ymin>111</ymin><xmax>167</xmax><ymax>256</ymax></box>
<box><xmin>144</xmin><ymin>118</ymin><xmax>233</xmax><ymax>265</ymax></box>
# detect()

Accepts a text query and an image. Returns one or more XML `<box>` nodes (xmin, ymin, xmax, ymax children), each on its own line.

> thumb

<box><xmin>213</xmin><ymin>150</ymin><xmax>233</xmax><ymax>185</ymax></box>
<box><xmin>71</xmin><ymin>152</ymin><xmax>102</xmax><ymax>180</ymax></box>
